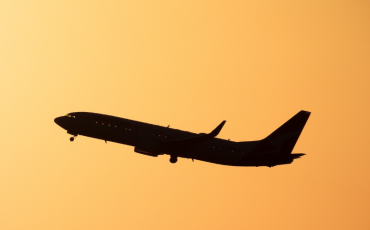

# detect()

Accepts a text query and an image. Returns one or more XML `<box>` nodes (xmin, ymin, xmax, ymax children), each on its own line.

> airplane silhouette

<box><xmin>54</xmin><ymin>110</ymin><xmax>310</xmax><ymax>167</ymax></box>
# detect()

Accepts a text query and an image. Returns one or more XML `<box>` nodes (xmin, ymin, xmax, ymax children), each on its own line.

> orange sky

<box><xmin>1</xmin><ymin>1</ymin><xmax>370</xmax><ymax>229</ymax></box>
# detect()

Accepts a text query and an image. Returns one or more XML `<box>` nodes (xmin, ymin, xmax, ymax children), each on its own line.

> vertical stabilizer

<box><xmin>265</xmin><ymin>110</ymin><xmax>311</xmax><ymax>154</ymax></box>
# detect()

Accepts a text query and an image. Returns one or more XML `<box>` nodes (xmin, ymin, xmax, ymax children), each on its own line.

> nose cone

<box><xmin>54</xmin><ymin>116</ymin><xmax>67</xmax><ymax>129</ymax></box>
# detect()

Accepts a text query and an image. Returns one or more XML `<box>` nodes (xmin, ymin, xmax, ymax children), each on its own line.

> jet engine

<box><xmin>134</xmin><ymin>138</ymin><xmax>161</xmax><ymax>157</ymax></box>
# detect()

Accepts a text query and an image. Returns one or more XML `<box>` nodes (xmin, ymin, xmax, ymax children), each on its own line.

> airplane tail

<box><xmin>264</xmin><ymin>110</ymin><xmax>311</xmax><ymax>154</ymax></box>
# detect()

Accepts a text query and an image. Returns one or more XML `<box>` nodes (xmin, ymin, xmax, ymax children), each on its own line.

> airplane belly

<box><xmin>190</xmin><ymin>148</ymin><xmax>241</xmax><ymax>166</ymax></box>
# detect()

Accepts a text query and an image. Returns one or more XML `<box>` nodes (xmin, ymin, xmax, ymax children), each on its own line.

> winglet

<box><xmin>209</xmin><ymin>121</ymin><xmax>226</xmax><ymax>137</ymax></box>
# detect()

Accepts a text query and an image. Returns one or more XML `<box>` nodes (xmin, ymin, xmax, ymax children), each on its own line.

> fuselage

<box><xmin>54</xmin><ymin>112</ymin><xmax>260</xmax><ymax>166</ymax></box>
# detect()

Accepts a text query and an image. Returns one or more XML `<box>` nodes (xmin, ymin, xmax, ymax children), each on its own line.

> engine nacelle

<box><xmin>134</xmin><ymin>138</ymin><xmax>161</xmax><ymax>157</ymax></box>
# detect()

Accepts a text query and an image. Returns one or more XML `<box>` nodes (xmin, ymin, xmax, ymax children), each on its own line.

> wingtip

<box><xmin>209</xmin><ymin>120</ymin><xmax>226</xmax><ymax>137</ymax></box>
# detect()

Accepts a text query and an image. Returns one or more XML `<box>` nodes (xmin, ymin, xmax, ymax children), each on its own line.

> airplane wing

<box><xmin>159</xmin><ymin>120</ymin><xmax>226</xmax><ymax>153</ymax></box>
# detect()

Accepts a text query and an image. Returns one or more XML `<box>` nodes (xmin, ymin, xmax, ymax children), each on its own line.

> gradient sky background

<box><xmin>1</xmin><ymin>1</ymin><xmax>370</xmax><ymax>229</ymax></box>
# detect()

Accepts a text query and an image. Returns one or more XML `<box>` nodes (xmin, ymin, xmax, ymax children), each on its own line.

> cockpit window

<box><xmin>65</xmin><ymin>114</ymin><xmax>75</xmax><ymax>118</ymax></box>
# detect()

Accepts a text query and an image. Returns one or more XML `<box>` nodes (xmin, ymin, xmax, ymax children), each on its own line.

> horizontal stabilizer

<box><xmin>291</xmin><ymin>153</ymin><xmax>305</xmax><ymax>159</ymax></box>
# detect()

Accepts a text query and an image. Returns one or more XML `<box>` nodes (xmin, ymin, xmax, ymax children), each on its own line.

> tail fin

<box><xmin>265</xmin><ymin>110</ymin><xmax>311</xmax><ymax>154</ymax></box>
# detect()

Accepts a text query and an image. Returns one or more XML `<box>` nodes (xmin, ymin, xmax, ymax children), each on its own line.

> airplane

<box><xmin>54</xmin><ymin>110</ymin><xmax>310</xmax><ymax>167</ymax></box>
